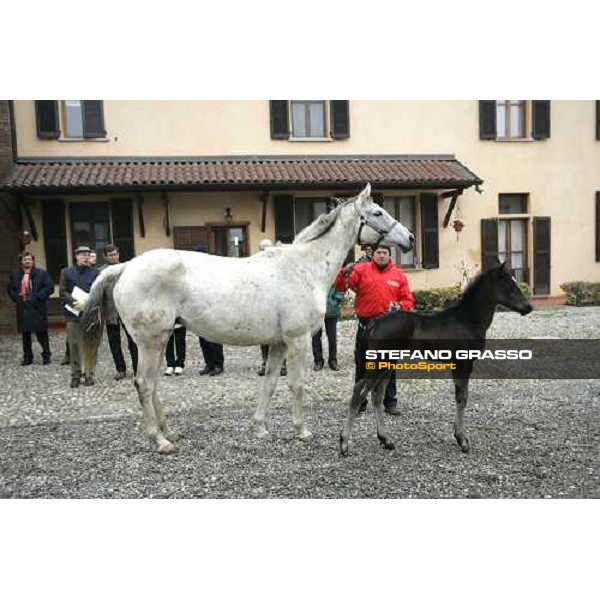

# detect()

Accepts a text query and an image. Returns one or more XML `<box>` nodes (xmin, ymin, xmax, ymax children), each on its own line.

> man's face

<box><xmin>21</xmin><ymin>255</ymin><xmax>34</xmax><ymax>270</ymax></box>
<box><xmin>105</xmin><ymin>249</ymin><xmax>120</xmax><ymax>265</ymax></box>
<box><xmin>76</xmin><ymin>252</ymin><xmax>90</xmax><ymax>266</ymax></box>
<box><xmin>373</xmin><ymin>248</ymin><xmax>390</xmax><ymax>266</ymax></box>
<box><xmin>89</xmin><ymin>252</ymin><xmax>97</xmax><ymax>266</ymax></box>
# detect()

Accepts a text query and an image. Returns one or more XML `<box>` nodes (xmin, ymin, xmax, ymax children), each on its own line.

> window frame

<box><xmin>497</xmin><ymin>193</ymin><xmax>530</xmax><ymax>284</ymax></box>
<box><xmin>496</xmin><ymin>100</ymin><xmax>527</xmax><ymax>139</ymax></box>
<box><xmin>383</xmin><ymin>195</ymin><xmax>419</xmax><ymax>269</ymax></box>
<box><xmin>59</xmin><ymin>100</ymin><xmax>107</xmax><ymax>140</ymax></box>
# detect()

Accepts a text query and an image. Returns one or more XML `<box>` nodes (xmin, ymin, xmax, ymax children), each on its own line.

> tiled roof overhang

<box><xmin>0</xmin><ymin>155</ymin><xmax>483</xmax><ymax>194</ymax></box>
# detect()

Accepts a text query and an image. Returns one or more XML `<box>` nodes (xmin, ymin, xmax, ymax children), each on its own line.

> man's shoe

<box><xmin>199</xmin><ymin>366</ymin><xmax>212</xmax><ymax>375</ymax></box>
<box><xmin>83</xmin><ymin>376</ymin><xmax>95</xmax><ymax>387</ymax></box>
<box><xmin>70</xmin><ymin>378</ymin><xmax>80</xmax><ymax>388</ymax></box>
<box><xmin>210</xmin><ymin>366</ymin><xmax>223</xmax><ymax>376</ymax></box>
<box><xmin>164</xmin><ymin>366</ymin><xmax>174</xmax><ymax>376</ymax></box>
<box><xmin>328</xmin><ymin>359</ymin><xmax>338</xmax><ymax>371</ymax></box>
<box><xmin>114</xmin><ymin>371</ymin><xmax>126</xmax><ymax>381</ymax></box>
<box><xmin>313</xmin><ymin>360</ymin><xmax>324</xmax><ymax>371</ymax></box>
<box><xmin>60</xmin><ymin>356</ymin><xmax>70</xmax><ymax>366</ymax></box>
<box><xmin>280</xmin><ymin>365</ymin><xmax>287</xmax><ymax>376</ymax></box>
<box><xmin>42</xmin><ymin>356</ymin><xmax>51</xmax><ymax>365</ymax></box>
<box><xmin>384</xmin><ymin>405</ymin><xmax>401</xmax><ymax>416</ymax></box>
<box><xmin>257</xmin><ymin>362</ymin><xmax>266</xmax><ymax>376</ymax></box>
<box><xmin>358</xmin><ymin>402</ymin><xmax>367</xmax><ymax>414</ymax></box>
<box><xmin>174</xmin><ymin>366</ymin><xmax>184</xmax><ymax>375</ymax></box>
<box><xmin>21</xmin><ymin>358</ymin><xmax>33</xmax><ymax>366</ymax></box>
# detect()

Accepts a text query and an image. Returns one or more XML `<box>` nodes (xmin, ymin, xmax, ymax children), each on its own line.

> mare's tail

<box><xmin>80</xmin><ymin>263</ymin><xmax>127</xmax><ymax>374</ymax></box>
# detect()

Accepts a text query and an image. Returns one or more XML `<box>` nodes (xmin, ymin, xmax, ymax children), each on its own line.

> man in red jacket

<box><xmin>334</xmin><ymin>244</ymin><xmax>414</xmax><ymax>415</ymax></box>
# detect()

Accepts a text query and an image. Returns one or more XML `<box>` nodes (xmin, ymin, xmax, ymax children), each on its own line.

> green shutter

<box><xmin>479</xmin><ymin>101</ymin><xmax>497</xmax><ymax>140</ymax></box>
<box><xmin>330</xmin><ymin>100</ymin><xmax>350</xmax><ymax>139</ymax></box>
<box><xmin>532</xmin><ymin>101</ymin><xmax>551</xmax><ymax>140</ymax></box>
<box><xmin>533</xmin><ymin>217</ymin><xmax>551</xmax><ymax>294</ymax></box>
<box><xmin>42</xmin><ymin>200</ymin><xmax>67</xmax><ymax>282</ymax></box>
<box><xmin>83</xmin><ymin>101</ymin><xmax>106</xmax><ymax>138</ymax></box>
<box><xmin>481</xmin><ymin>218</ymin><xmax>499</xmax><ymax>271</ymax></box>
<box><xmin>273</xmin><ymin>194</ymin><xmax>294</xmax><ymax>243</ymax></box>
<box><xmin>110</xmin><ymin>198</ymin><xmax>134</xmax><ymax>261</ymax></box>
<box><xmin>35</xmin><ymin>101</ymin><xmax>60</xmax><ymax>139</ymax></box>
<box><xmin>270</xmin><ymin>101</ymin><xmax>289</xmax><ymax>139</ymax></box>
<box><xmin>420</xmin><ymin>193</ymin><xmax>439</xmax><ymax>269</ymax></box>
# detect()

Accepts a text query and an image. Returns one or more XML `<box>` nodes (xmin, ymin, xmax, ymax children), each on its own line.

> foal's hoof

<box><xmin>298</xmin><ymin>428</ymin><xmax>313</xmax><ymax>442</ymax></box>
<box><xmin>158</xmin><ymin>440</ymin><xmax>176</xmax><ymax>455</ymax></box>
<box><xmin>377</xmin><ymin>434</ymin><xmax>395</xmax><ymax>451</ymax></box>
<box><xmin>455</xmin><ymin>434</ymin><xmax>470</xmax><ymax>453</ymax></box>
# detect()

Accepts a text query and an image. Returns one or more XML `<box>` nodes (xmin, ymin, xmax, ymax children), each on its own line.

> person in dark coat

<box><xmin>59</xmin><ymin>246</ymin><xmax>99</xmax><ymax>388</ymax></box>
<box><xmin>312</xmin><ymin>285</ymin><xmax>345</xmax><ymax>371</ymax></box>
<box><xmin>7</xmin><ymin>251</ymin><xmax>53</xmax><ymax>365</ymax></box>
<box><xmin>100</xmin><ymin>244</ymin><xmax>138</xmax><ymax>380</ymax></box>
<box><xmin>193</xmin><ymin>244</ymin><xmax>226</xmax><ymax>377</ymax></box>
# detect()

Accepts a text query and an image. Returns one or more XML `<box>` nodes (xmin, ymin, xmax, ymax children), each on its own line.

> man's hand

<box><xmin>385</xmin><ymin>301</ymin><xmax>401</xmax><ymax>313</ymax></box>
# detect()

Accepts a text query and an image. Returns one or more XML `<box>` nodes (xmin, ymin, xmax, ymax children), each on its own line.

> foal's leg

<box><xmin>134</xmin><ymin>342</ymin><xmax>175</xmax><ymax>454</ymax></box>
<box><xmin>452</xmin><ymin>362</ymin><xmax>474</xmax><ymax>453</ymax></box>
<box><xmin>253</xmin><ymin>343</ymin><xmax>287</xmax><ymax>440</ymax></box>
<box><xmin>340</xmin><ymin>378</ymin><xmax>376</xmax><ymax>456</ymax></box>
<box><xmin>286</xmin><ymin>333</ymin><xmax>312</xmax><ymax>441</ymax></box>
<box><xmin>371</xmin><ymin>373</ymin><xmax>395</xmax><ymax>451</ymax></box>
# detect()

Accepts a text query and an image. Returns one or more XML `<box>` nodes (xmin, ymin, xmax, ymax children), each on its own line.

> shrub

<box><xmin>560</xmin><ymin>281</ymin><xmax>600</xmax><ymax>306</ymax></box>
<box><xmin>413</xmin><ymin>286</ymin><xmax>462</xmax><ymax>312</ymax></box>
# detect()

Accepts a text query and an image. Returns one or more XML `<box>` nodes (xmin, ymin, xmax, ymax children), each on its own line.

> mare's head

<box><xmin>353</xmin><ymin>184</ymin><xmax>415</xmax><ymax>252</ymax></box>
<box><xmin>486</xmin><ymin>262</ymin><xmax>533</xmax><ymax>315</ymax></box>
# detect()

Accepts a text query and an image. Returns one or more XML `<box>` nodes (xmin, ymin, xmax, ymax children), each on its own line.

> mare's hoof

<box><xmin>165</xmin><ymin>429</ymin><xmax>183</xmax><ymax>443</ymax></box>
<box><xmin>340</xmin><ymin>433</ymin><xmax>349</xmax><ymax>457</ymax></box>
<box><xmin>298</xmin><ymin>429</ymin><xmax>313</xmax><ymax>442</ymax></box>
<box><xmin>158</xmin><ymin>441</ymin><xmax>176</xmax><ymax>455</ymax></box>
<box><xmin>257</xmin><ymin>427</ymin><xmax>271</xmax><ymax>441</ymax></box>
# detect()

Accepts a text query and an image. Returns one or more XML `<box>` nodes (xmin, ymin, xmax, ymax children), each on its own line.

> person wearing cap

<box><xmin>7</xmin><ymin>251</ymin><xmax>53</xmax><ymax>366</ymax></box>
<box><xmin>100</xmin><ymin>244</ymin><xmax>138</xmax><ymax>380</ymax></box>
<box><xmin>59</xmin><ymin>245</ymin><xmax>99</xmax><ymax>388</ymax></box>
<box><xmin>255</xmin><ymin>238</ymin><xmax>286</xmax><ymax>377</ymax></box>
<box><xmin>334</xmin><ymin>243</ymin><xmax>414</xmax><ymax>415</ymax></box>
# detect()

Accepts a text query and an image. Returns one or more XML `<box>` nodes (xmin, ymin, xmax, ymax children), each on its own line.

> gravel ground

<box><xmin>1</xmin><ymin>306</ymin><xmax>599</xmax><ymax>498</ymax></box>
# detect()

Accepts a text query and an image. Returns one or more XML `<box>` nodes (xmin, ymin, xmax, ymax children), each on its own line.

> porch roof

<box><xmin>0</xmin><ymin>154</ymin><xmax>483</xmax><ymax>194</ymax></box>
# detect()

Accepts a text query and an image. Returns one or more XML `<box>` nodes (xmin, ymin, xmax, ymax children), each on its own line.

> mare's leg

<box><xmin>340</xmin><ymin>377</ymin><xmax>376</xmax><ymax>456</ymax></box>
<box><xmin>286</xmin><ymin>333</ymin><xmax>311</xmax><ymax>441</ymax></box>
<box><xmin>134</xmin><ymin>335</ymin><xmax>175</xmax><ymax>454</ymax></box>
<box><xmin>372</xmin><ymin>372</ymin><xmax>395</xmax><ymax>450</ymax></box>
<box><xmin>452</xmin><ymin>361</ymin><xmax>474</xmax><ymax>453</ymax></box>
<box><xmin>152</xmin><ymin>336</ymin><xmax>183</xmax><ymax>443</ymax></box>
<box><xmin>253</xmin><ymin>343</ymin><xmax>286</xmax><ymax>440</ymax></box>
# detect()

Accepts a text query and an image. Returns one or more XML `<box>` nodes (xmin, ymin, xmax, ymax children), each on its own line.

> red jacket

<box><xmin>334</xmin><ymin>260</ymin><xmax>414</xmax><ymax>318</ymax></box>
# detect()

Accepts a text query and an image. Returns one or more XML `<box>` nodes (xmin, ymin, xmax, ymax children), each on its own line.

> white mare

<box><xmin>81</xmin><ymin>184</ymin><xmax>414</xmax><ymax>453</ymax></box>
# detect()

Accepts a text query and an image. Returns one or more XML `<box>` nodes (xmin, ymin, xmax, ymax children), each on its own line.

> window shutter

<box><xmin>596</xmin><ymin>101</ymin><xmax>600</xmax><ymax>141</ymax></box>
<box><xmin>533</xmin><ymin>217</ymin><xmax>551</xmax><ymax>295</ymax></box>
<box><xmin>35</xmin><ymin>101</ymin><xmax>60</xmax><ymax>139</ymax></box>
<box><xmin>480</xmin><ymin>218</ymin><xmax>499</xmax><ymax>271</ymax></box>
<box><xmin>532</xmin><ymin>100</ymin><xmax>551</xmax><ymax>140</ymax></box>
<box><xmin>420</xmin><ymin>193</ymin><xmax>439</xmax><ymax>269</ymax></box>
<box><xmin>173</xmin><ymin>226</ymin><xmax>210</xmax><ymax>251</ymax></box>
<box><xmin>82</xmin><ymin>100</ymin><xmax>106</xmax><ymax>138</ymax></box>
<box><xmin>42</xmin><ymin>200</ymin><xmax>67</xmax><ymax>282</ymax></box>
<box><xmin>270</xmin><ymin>101</ymin><xmax>289</xmax><ymax>139</ymax></box>
<box><xmin>110</xmin><ymin>198</ymin><xmax>134</xmax><ymax>261</ymax></box>
<box><xmin>273</xmin><ymin>194</ymin><xmax>294</xmax><ymax>243</ymax></box>
<box><xmin>596</xmin><ymin>192</ymin><xmax>600</xmax><ymax>262</ymax></box>
<box><xmin>479</xmin><ymin>101</ymin><xmax>497</xmax><ymax>140</ymax></box>
<box><xmin>330</xmin><ymin>100</ymin><xmax>350</xmax><ymax>139</ymax></box>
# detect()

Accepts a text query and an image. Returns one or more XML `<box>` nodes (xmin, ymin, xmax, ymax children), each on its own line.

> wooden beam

<box><xmin>135</xmin><ymin>194</ymin><xmax>145</xmax><ymax>238</ymax></box>
<box><xmin>442</xmin><ymin>190</ymin><xmax>463</xmax><ymax>228</ymax></box>
<box><xmin>260</xmin><ymin>191</ymin><xmax>269</xmax><ymax>233</ymax></box>
<box><xmin>18</xmin><ymin>193</ymin><xmax>38</xmax><ymax>241</ymax></box>
<box><xmin>162</xmin><ymin>192</ymin><xmax>170</xmax><ymax>237</ymax></box>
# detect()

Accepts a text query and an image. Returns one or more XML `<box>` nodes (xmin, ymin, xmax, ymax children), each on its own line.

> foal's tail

<box><xmin>81</xmin><ymin>263</ymin><xmax>127</xmax><ymax>374</ymax></box>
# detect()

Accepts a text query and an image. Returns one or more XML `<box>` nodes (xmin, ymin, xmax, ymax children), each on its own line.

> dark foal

<box><xmin>340</xmin><ymin>262</ymin><xmax>533</xmax><ymax>456</ymax></box>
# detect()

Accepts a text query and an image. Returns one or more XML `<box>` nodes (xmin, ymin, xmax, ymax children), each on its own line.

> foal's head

<box><xmin>487</xmin><ymin>263</ymin><xmax>533</xmax><ymax>315</ymax></box>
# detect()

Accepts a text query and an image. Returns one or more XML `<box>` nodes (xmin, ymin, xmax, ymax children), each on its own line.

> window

<box><xmin>496</xmin><ymin>100</ymin><xmax>525</xmax><ymax>138</ymax></box>
<box><xmin>384</xmin><ymin>197</ymin><xmax>417</xmax><ymax>268</ymax></box>
<box><xmin>70</xmin><ymin>203</ymin><xmax>111</xmax><ymax>266</ymax></box>
<box><xmin>499</xmin><ymin>193</ymin><xmax>528</xmax><ymax>214</ymax></box>
<box><xmin>35</xmin><ymin>100</ymin><xmax>106</xmax><ymax>139</ymax></box>
<box><xmin>211</xmin><ymin>226</ymin><xmax>248</xmax><ymax>258</ymax></box>
<box><xmin>291</xmin><ymin>101</ymin><xmax>326</xmax><ymax>138</ymax></box>
<box><xmin>498</xmin><ymin>194</ymin><xmax>529</xmax><ymax>283</ymax></box>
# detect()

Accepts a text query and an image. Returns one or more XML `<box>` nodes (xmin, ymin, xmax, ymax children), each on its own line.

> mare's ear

<box><xmin>357</xmin><ymin>183</ymin><xmax>372</xmax><ymax>206</ymax></box>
